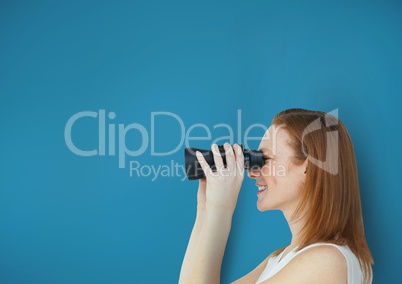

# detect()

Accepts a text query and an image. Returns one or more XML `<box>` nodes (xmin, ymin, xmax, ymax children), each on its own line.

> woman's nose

<box><xmin>247</xmin><ymin>168</ymin><xmax>261</xmax><ymax>179</ymax></box>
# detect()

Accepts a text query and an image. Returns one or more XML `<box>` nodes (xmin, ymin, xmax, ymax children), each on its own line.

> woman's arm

<box><xmin>179</xmin><ymin>180</ymin><xmax>207</xmax><ymax>283</ymax></box>
<box><xmin>178</xmin><ymin>212</ymin><xmax>206</xmax><ymax>283</ymax></box>
<box><xmin>178</xmin><ymin>167</ymin><xmax>236</xmax><ymax>284</ymax></box>
<box><xmin>180</xmin><ymin>208</ymin><xmax>233</xmax><ymax>284</ymax></box>
<box><xmin>179</xmin><ymin>143</ymin><xmax>245</xmax><ymax>284</ymax></box>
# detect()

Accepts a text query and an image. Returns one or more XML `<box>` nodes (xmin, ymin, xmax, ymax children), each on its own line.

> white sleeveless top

<box><xmin>255</xmin><ymin>242</ymin><xmax>364</xmax><ymax>284</ymax></box>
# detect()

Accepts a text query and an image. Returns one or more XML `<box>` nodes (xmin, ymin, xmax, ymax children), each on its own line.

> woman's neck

<box><xmin>283</xmin><ymin>209</ymin><xmax>307</xmax><ymax>247</ymax></box>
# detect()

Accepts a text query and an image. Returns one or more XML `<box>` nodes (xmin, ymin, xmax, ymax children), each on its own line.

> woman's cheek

<box><xmin>261</xmin><ymin>161</ymin><xmax>274</xmax><ymax>177</ymax></box>
<box><xmin>274</xmin><ymin>160</ymin><xmax>288</xmax><ymax>178</ymax></box>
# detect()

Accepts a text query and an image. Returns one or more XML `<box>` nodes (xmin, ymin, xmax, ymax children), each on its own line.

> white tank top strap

<box><xmin>255</xmin><ymin>242</ymin><xmax>364</xmax><ymax>284</ymax></box>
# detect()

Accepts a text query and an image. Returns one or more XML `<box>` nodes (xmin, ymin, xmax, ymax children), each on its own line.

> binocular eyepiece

<box><xmin>184</xmin><ymin>144</ymin><xmax>266</xmax><ymax>180</ymax></box>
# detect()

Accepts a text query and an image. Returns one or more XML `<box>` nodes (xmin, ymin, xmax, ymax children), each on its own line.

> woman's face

<box><xmin>248</xmin><ymin>125</ymin><xmax>308</xmax><ymax>213</ymax></box>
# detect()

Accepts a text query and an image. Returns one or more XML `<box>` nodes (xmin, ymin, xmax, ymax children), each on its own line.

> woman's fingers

<box><xmin>223</xmin><ymin>142</ymin><xmax>235</xmax><ymax>171</ymax></box>
<box><xmin>197</xmin><ymin>144</ymin><xmax>243</xmax><ymax>179</ymax></box>
<box><xmin>211</xmin><ymin>144</ymin><xmax>224</xmax><ymax>171</ymax></box>
<box><xmin>234</xmin><ymin>144</ymin><xmax>245</xmax><ymax>175</ymax></box>
<box><xmin>196</xmin><ymin>151</ymin><xmax>212</xmax><ymax>178</ymax></box>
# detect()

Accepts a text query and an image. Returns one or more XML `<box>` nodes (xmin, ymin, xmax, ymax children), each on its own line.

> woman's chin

<box><xmin>256</xmin><ymin>200</ymin><xmax>275</xmax><ymax>212</ymax></box>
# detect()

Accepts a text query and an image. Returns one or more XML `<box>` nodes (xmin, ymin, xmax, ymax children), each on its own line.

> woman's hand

<box><xmin>196</xmin><ymin>143</ymin><xmax>245</xmax><ymax>213</ymax></box>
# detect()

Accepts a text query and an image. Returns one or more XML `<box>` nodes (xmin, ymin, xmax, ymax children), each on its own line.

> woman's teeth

<box><xmin>258</xmin><ymin>186</ymin><xmax>268</xmax><ymax>191</ymax></box>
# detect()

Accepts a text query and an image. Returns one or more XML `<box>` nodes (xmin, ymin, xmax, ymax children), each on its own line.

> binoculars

<box><xmin>184</xmin><ymin>144</ymin><xmax>266</xmax><ymax>180</ymax></box>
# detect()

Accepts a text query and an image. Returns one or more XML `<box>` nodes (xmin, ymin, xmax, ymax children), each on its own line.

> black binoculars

<box><xmin>184</xmin><ymin>144</ymin><xmax>266</xmax><ymax>180</ymax></box>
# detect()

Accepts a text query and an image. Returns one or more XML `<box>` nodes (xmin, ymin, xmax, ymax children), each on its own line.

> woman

<box><xmin>179</xmin><ymin>108</ymin><xmax>373</xmax><ymax>284</ymax></box>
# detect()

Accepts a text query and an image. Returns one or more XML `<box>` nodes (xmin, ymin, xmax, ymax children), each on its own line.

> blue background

<box><xmin>1</xmin><ymin>0</ymin><xmax>401</xmax><ymax>283</ymax></box>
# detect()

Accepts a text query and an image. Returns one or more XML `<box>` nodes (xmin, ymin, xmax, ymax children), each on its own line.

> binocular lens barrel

<box><xmin>184</xmin><ymin>144</ymin><xmax>265</xmax><ymax>180</ymax></box>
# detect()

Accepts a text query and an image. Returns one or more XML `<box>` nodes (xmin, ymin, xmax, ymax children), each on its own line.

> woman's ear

<box><xmin>299</xmin><ymin>159</ymin><xmax>308</xmax><ymax>184</ymax></box>
<box><xmin>303</xmin><ymin>159</ymin><xmax>308</xmax><ymax>174</ymax></box>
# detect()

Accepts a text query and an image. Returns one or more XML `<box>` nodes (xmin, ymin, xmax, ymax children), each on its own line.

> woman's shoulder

<box><xmin>295</xmin><ymin>242</ymin><xmax>350</xmax><ymax>255</ymax></box>
<box><xmin>258</xmin><ymin>243</ymin><xmax>347</xmax><ymax>284</ymax></box>
<box><xmin>295</xmin><ymin>243</ymin><xmax>348</xmax><ymax>262</ymax></box>
<box><xmin>294</xmin><ymin>241</ymin><xmax>359</xmax><ymax>268</ymax></box>
<box><xmin>292</xmin><ymin>242</ymin><xmax>351</xmax><ymax>273</ymax></box>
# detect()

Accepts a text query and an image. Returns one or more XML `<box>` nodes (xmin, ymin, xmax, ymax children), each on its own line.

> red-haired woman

<box><xmin>179</xmin><ymin>109</ymin><xmax>373</xmax><ymax>284</ymax></box>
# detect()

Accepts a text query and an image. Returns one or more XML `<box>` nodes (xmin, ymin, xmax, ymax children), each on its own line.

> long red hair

<box><xmin>270</xmin><ymin>108</ymin><xmax>373</xmax><ymax>283</ymax></box>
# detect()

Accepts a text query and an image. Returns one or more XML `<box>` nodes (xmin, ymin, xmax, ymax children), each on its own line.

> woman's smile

<box><xmin>257</xmin><ymin>184</ymin><xmax>268</xmax><ymax>196</ymax></box>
